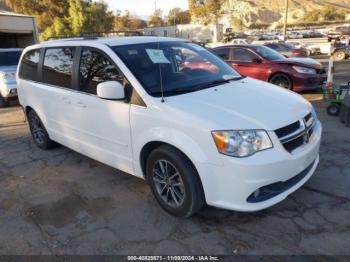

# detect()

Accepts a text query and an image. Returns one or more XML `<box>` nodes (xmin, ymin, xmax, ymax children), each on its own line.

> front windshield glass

<box><xmin>113</xmin><ymin>41</ymin><xmax>242</xmax><ymax>97</ymax></box>
<box><xmin>252</xmin><ymin>46</ymin><xmax>285</xmax><ymax>61</ymax></box>
<box><xmin>0</xmin><ymin>51</ymin><xmax>22</xmax><ymax>66</ymax></box>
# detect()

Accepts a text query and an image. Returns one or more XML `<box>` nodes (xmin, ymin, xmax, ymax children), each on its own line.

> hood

<box><xmin>0</xmin><ymin>65</ymin><xmax>17</xmax><ymax>73</ymax></box>
<box><xmin>275</xmin><ymin>57</ymin><xmax>323</xmax><ymax>69</ymax></box>
<box><xmin>166</xmin><ymin>77</ymin><xmax>312</xmax><ymax>131</ymax></box>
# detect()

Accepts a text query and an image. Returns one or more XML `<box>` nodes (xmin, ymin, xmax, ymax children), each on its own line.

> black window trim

<box><xmin>18</xmin><ymin>48</ymin><xmax>42</xmax><ymax>82</ymax></box>
<box><xmin>75</xmin><ymin>46</ymin><xmax>146</xmax><ymax>107</ymax></box>
<box><xmin>41</xmin><ymin>46</ymin><xmax>77</xmax><ymax>90</ymax></box>
<box><xmin>21</xmin><ymin>45</ymin><xmax>146</xmax><ymax>107</ymax></box>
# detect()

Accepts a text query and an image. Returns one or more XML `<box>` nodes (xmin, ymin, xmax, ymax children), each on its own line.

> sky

<box><xmin>105</xmin><ymin>0</ymin><xmax>189</xmax><ymax>18</ymax></box>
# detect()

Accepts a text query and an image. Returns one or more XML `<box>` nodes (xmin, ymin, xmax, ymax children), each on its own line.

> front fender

<box><xmin>132</xmin><ymin>126</ymin><xmax>223</xmax><ymax>179</ymax></box>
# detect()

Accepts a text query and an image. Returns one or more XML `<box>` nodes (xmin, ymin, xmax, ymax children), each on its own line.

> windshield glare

<box><xmin>113</xmin><ymin>42</ymin><xmax>241</xmax><ymax>97</ymax></box>
<box><xmin>0</xmin><ymin>51</ymin><xmax>22</xmax><ymax>66</ymax></box>
<box><xmin>253</xmin><ymin>46</ymin><xmax>285</xmax><ymax>61</ymax></box>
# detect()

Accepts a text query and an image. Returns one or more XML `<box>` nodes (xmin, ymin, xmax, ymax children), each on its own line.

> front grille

<box><xmin>275</xmin><ymin>112</ymin><xmax>316</xmax><ymax>153</ymax></box>
<box><xmin>247</xmin><ymin>160</ymin><xmax>315</xmax><ymax>203</ymax></box>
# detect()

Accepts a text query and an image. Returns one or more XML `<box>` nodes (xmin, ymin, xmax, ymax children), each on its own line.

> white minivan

<box><xmin>17</xmin><ymin>37</ymin><xmax>321</xmax><ymax>217</ymax></box>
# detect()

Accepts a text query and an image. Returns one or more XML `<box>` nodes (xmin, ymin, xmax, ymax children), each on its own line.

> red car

<box><xmin>211</xmin><ymin>45</ymin><xmax>326</xmax><ymax>91</ymax></box>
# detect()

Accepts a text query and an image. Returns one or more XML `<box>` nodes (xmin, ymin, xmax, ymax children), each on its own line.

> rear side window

<box><xmin>79</xmin><ymin>48</ymin><xmax>122</xmax><ymax>95</ymax></box>
<box><xmin>19</xmin><ymin>49</ymin><xmax>41</xmax><ymax>81</ymax></box>
<box><xmin>213</xmin><ymin>48</ymin><xmax>230</xmax><ymax>60</ymax></box>
<box><xmin>42</xmin><ymin>48</ymin><xmax>75</xmax><ymax>89</ymax></box>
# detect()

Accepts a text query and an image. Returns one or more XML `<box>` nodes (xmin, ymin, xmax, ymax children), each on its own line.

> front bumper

<box><xmin>0</xmin><ymin>82</ymin><xmax>17</xmax><ymax>98</ymax></box>
<box><xmin>292</xmin><ymin>73</ymin><xmax>326</xmax><ymax>92</ymax></box>
<box><xmin>196</xmin><ymin>120</ymin><xmax>322</xmax><ymax>212</ymax></box>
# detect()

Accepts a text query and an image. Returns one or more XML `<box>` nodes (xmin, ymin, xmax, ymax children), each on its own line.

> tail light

<box><xmin>292</xmin><ymin>49</ymin><xmax>302</xmax><ymax>54</ymax></box>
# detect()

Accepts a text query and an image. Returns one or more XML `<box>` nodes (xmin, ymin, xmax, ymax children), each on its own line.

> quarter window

<box><xmin>79</xmin><ymin>48</ymin><xmax>123</xmax><ymax>95</ymax></box>
<box><xmin>19</xmin><ymin>49</ymin><xmax>41</xmax><ymax>81</ymax></box>
<box><xmin>42</xmin><ymin>48</ymin><xmax>75</xmax><ymax>89</ymax></box>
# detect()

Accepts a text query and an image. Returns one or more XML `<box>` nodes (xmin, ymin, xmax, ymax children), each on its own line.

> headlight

<box><xmin>292</xmin><ymin>66</ymin><xmax>316</xmax><ymax>74</ymax></box>
<box><xmin>212</xmin><ymin>130</ymin><xmax>273</xmax><ymax>157</ymax></box>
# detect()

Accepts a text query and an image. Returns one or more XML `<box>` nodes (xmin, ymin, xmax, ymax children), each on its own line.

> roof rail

<box><xmin>46</xmin><ymin>31</ymin><xmax>143</xmax><ymax>41</ymax></box>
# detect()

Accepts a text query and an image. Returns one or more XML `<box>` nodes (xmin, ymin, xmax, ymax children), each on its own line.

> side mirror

<box><xmin>97</xmin><ymin>81</ymin><xmax>125</xmax><ymax>100</ymax></box>
<box><xmin>252</xmin><ymin>58</ymin><xmax>263</xmax><ymax>64</ymax></box>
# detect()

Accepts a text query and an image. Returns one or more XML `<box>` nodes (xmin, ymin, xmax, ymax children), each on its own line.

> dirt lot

<box><xmin>0</xmin><ymin>59</ymin><xmax>349</xmax><ymax>255</ymax></box>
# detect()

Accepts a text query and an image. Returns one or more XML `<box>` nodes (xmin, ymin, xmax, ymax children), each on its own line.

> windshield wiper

<box><xmin>149</xmin><ymin>76</ymin><xmax>245</xmax><ymax>97</ymax></box>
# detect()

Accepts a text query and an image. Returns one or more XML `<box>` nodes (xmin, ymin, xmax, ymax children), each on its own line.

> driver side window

<box><xmin>79</xmin><ymin>48</ymin><xmax>124</xmax><ymax>95</ymax></box>
<box><xmin>232</xmin><ymin>48</ymin><xmax>258</xmax><ymax>62</ymax></box>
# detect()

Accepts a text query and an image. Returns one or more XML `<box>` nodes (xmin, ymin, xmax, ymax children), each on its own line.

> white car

<box><xmin>17</xmin><ymin>37</ymin><xmax>322</xmax><ymax>217</ymax></box>
<box><xmin>0</xmin><ymin>48</ymin><xmax>22</xmax><ymax>107</ymax></box>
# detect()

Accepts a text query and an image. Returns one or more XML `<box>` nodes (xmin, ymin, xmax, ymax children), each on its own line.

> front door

<box><xmin>230</xmin><ymin>47</ymin><xmax>267</xmax><ymax>81</ymax></box>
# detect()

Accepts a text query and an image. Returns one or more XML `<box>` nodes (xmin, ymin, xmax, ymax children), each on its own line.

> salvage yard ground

<box><xmin>0</xmin><ymin>58</ymin><xmax>349</xmax><ymax>255</ymax></box>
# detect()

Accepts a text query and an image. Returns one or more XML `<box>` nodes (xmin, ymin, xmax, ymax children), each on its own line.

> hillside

<box><xmin>222</xmin><ymin>0</ymin><xmax>350</xmax><ymax>26</ymax></box>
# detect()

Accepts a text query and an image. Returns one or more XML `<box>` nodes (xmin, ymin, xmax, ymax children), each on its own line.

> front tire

<box><xmin>327</xmin><ymin>104</ymin><xmax>340</xmax><ymax>116</ymax></box>
<box><xmin>269</xmin><ymin>73</ymin><xmax>293</xmax><ymax>90</ymax></box>
<box><xmin>146</xmin><ymin>145</ymin><xmax>205</xmax><ymax>217</ymax></box>
<box><xmin>27</xmin><ymin>110</ymin><xmax>57</xmax><ymax>150</ymax></box>
<box><xmin>333</xmin><ymin>50</ymin><xmax>346</xmax><ymax>61</ymax></box>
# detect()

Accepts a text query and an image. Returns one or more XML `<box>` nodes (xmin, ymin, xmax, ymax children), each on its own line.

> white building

<box><xmin>144</xmin><ymin>24</ymin><xmax>223</xmax><ymax>42</ymax></box>
<box><xmin>0</xmin><ymin>10</ymin><xmax>39</xmax><ymax>48</ymax></box>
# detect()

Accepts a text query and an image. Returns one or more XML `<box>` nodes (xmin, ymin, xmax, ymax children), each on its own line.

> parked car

<box><xmin>264</xmin><ymin>42</ymin><xmax>308</xmax><ymax>57</ymax></box>
<box><xmin>17</xmin><ymin>37</ymin><xmax>321</xmax><ymax>217</ymax></box>
<box><xmin>211</xmin><ymin>44</ymin><xmax>326</xmax><ymax>91</ymax></box>
<box><xmin>288</xmin><ymin>31</ymin><xmax>303</xmax><ymax>39</ymax></box>
<box><xmin>327</xmin><ymin>26</ymin><xmax>350</xmax><ymax>42</ymax></box>
<box><xmin>287</xmin><ymin>41</ymin><xmax>321</xmax><ymax>56</ymax></box>
<box><xmin>0</xmin><ymin>48</ymin><xmax>22</xmax><ymax>107</ymax></box>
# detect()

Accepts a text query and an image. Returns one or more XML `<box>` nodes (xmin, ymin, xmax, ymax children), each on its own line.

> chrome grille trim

<box><xmin>275</xmin><ymin>111</ymin><xmax>316</xmax><ymax>153</ymax></box>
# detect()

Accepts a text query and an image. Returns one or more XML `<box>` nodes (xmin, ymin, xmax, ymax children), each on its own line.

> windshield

<box><xmin>0</xmin><ymin>51</ymin><xmax>22</xmax><ymax>66</ymax></box>
<box><xmin>113</xmin><ymin>41</ymin><xmax>242</xmax><ymax>97</ymax></box>
<box><xmin>253</xmin><ymin>46</ymin><xmax>285</xmax><ymax>61</ymax></box>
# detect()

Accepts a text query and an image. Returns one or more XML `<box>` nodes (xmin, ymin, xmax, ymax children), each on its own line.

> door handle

<box><xmin>76</xmin><ymin>101</ymin><xmax>86</xmax><ymax>108</ymax></box>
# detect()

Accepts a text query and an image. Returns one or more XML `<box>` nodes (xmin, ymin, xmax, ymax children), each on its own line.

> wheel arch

<box><xmin>268</xmin><ymin>71</ymin><xmax>293</xmax><ymax>89</ymax></box>
<box><xmin>139</xmin><ymin>140</ymin><xmax>206</xmax><ymax>202</ymax></box>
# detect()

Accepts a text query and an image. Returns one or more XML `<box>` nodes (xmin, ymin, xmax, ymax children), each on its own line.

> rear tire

<box><xmin>146</xmin><ymin>145</ymin><xmax>205</xmax><ymax>217</ymax></box>
<box><xmin>327</xmin><ymin>104</ymin><xmax>340</xmax><ymax>116</ymax></box>
<box><xmin>333</xmin><ymin>50</ymin><xmax>346</xmax><ymax>61</ymax></box>
<box><xmin>269</xmin><ymin>73</ymin><xmax>293</xmax><ymax>90</ymax></box>
<box><xmin>27</xmin><ymin>110</ymin><xmax>57</xmax><ymax>150</ymax></box>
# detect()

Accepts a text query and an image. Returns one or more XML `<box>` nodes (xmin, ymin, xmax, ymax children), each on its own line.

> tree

<box><xmin>69</xmin><ymin>0</ymin><xmax>85</xmax><ymax>35</ymax></box>
<box><xmin>231</xmin><ymin>18</ymin><xmax>245</xmax><ymax>31</ymax></box>
<box><xmin>148</xmin><ymin>9</ymin><xmax>164</xmax><ymax>27</ymax></box>
<box><xmin>168</xmin><ymin>8</ymin><xmax>191</xmax><ymax>25</ymax></box>
<box><xmin>188</xmin><ymin>0</ymin><xmax>224</xmax><ymax>25</ymax></box>
<box><xmin>129</xmin><ymin>19</ymin><xmax>147</xmax><ymax>30</ymax></box>
<box><xmin>115</xmin><ymin>11</ymin><xmax>131</xmax><ymax>30</ymax></box>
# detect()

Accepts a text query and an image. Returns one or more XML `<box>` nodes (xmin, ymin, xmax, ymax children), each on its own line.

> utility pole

<box><xmin>283</xmin><ymin>0</ymin><xmax>289</xmax><ymax>41</ymax></box>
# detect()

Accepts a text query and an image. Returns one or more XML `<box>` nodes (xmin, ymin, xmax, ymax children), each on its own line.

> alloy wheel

<box><xmin>152</xmin><ymin>160</ymin><xmax>186</xmax><ymax>208</ymax></box>
<box><xmin>29</xmin><ymin>114</ymin><xmax>46</xmax><ymax>145</ymax></box>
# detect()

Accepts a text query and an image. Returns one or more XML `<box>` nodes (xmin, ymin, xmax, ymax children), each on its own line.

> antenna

<box><xmin>157</xmin><ymin>36</ymin><xmax>165</xmax><ymax>103</ymax></box>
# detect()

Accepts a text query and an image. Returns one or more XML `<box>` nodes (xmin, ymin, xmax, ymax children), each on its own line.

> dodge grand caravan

<box><xmin>17</xmin><ymin>37</ymin><xmax>322</xmax><ymax>217</ymax></box>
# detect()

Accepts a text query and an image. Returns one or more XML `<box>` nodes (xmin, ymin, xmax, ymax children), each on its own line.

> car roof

<box><xmin>32</xmin><ymin>36</ymin><xmax>185</xmax><ymax>49</ymax></box>
<box><xmin>212</xmin><ymin>44</ymin><xmax>263</xmax><ymax>49</ymax></box>
<box><xmin>0</xmin><ymin>48</ymin><xmax>23</xmax><ymax>52</ymax></box>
